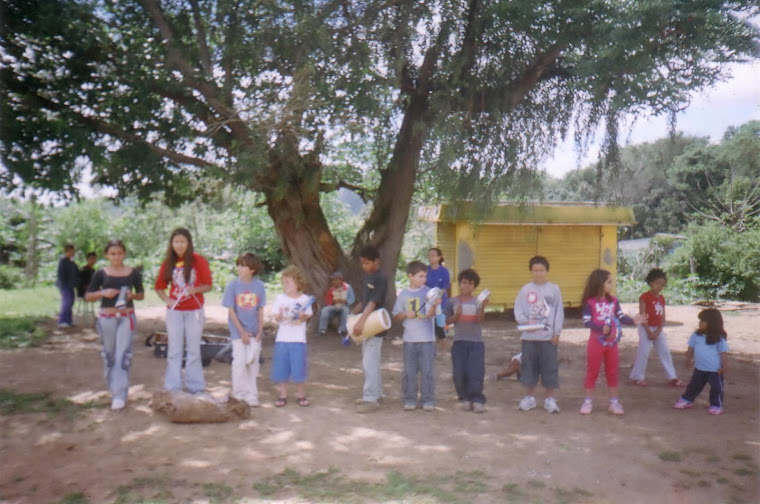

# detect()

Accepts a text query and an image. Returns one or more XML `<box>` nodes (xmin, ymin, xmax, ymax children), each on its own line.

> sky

<box><xmin>542</xmin><ymin>59</ymin><xmax>760</xmax><ymax>178</ymax></box>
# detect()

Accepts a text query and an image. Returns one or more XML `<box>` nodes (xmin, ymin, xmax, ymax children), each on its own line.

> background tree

<box><xmin>3</xmin><ymin>0</ymin><xmax>759</xmax><ymax>301</ymax></box>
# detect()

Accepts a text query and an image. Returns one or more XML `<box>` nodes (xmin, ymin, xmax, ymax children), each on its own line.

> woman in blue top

<box><xmin>426</xmin><ymin>247</ymin><xmax>451</xmax><ymax>354</ymax></box>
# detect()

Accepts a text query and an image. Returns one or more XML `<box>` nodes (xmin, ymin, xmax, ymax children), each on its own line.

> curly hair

<box><xmin>281</xmin><ymin>265</ymin><xmax>308</xmax><ymax>292</ymax></box>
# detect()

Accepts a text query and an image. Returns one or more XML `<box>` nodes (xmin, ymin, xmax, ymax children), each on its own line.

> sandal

<box><xmin>297</xmin><ymin>397</ymin><xmax>310</xmax><ymax>407</ymax></box>
<box><xmin>633</xmin><ymin>379</ymin><xmax>648</xmax><ymax>387</ymax></box>
<box><xmin>669</xmin><ymin>379</ymin><xmax>686</xmax><ymax>388</ymax></box>
<box><xmin>275</xmin><ymin>397</ymin><xmax>287</xmax><ymax>407</ymax></box>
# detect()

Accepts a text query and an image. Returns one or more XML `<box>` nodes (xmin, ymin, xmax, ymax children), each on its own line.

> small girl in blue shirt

<box><xmin>674</xmin><ymin>309</ymin><xmax>729</xmax><ymax>415</ymax></box>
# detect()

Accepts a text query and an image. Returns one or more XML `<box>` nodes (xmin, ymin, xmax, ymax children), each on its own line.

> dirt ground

<box><xmin>1</xmin><ymin>303</ymin><xmax>759</xmax><ymax>504</ymax></box>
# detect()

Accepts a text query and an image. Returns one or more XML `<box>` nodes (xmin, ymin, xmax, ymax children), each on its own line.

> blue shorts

<box><xmin>270</xmin><ymin>342</ymin><xmax>308</xmax><ymax>383</ymax></box>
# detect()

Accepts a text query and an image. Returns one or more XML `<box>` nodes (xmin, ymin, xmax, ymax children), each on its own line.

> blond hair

<box><xmin>281</xmin><ymin>265</ymin><xmax>308</xmax><ymax>292</ymax></box>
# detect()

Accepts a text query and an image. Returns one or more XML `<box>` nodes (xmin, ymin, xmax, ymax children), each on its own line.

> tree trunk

<box><xmin>351</xmin><ymin>93</ymin><xmax>431</xmax><ymax>308</ymax></box>
<box><xmin>24</xmin><ymin>196</ymin><xmax>39</xmax><ymax>288</ymax></box>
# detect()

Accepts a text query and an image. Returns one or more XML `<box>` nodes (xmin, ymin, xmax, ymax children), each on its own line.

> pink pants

<box><xmin>584</xmin><ymin>336</ymin><xmax>619</xmax><ymax>389</ymax></box>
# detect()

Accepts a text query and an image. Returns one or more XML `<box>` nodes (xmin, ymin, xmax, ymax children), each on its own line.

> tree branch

<box><xmin>319</xmin><ymin>179</ymin><xmax>373</xmax><ymax>202</ymax></box>
<box><xmin>137</xmin><ymin>0</ymin><xmax>253</xmax><ymax>146</ymax></box>
<box><xmin>17</xmin><ymin>87</ymin><xmax>214</xmax><ymax>169</ymax></box>
<box><xmin>189</xmin><ymin>0</ymin><xmax>213</xmax><ymax>77</ymax></box>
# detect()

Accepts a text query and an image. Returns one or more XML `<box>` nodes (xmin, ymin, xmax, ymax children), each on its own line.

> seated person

<box><xmin>318</xmin><ymin>271</ymin><xmax>355</xmax><ymax>337</ymax></box>
<box><xmin>77</xmin><ymin>252</ymin><xmax>97</xmax><ymax>299</ymax></box>
<box><xmin>489</xmin><ymin>352</ymin><xmax>522</xmax><ymax>381</ymax></box>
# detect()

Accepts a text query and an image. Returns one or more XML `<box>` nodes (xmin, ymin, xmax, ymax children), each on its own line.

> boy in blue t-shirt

<box><xmin>393</xmin><ymin>260</ymin><xmax>440</xmax><ymax>411</ymax></box>
<box><xmin>222</xmin><ymin>253</ymin><xmax>266</xmax><ymax>407</ymax></box>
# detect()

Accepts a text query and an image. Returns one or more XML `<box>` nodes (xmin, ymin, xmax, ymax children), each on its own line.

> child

<box><xmin>271</xmin><ymin>265</ymin><xmax>313</xmax><ymax>407</ymax></box>
<box><xmin>630</xmin><ymin>268</ymin><xmax>683</xmax><ymax>387</ymax></box>
<box><xmin>222</xmin><ymin>253</ymin><xmax>266</xmax><ymax>407</ymax></box>
<box><xmin>352</xmin><ymin>245</ymin><xmax>388</xmax><ymax>414</ymax></box>
<box><xmin>674</xmin><ymin>309</ymin><xmax>729</xmax><ymax>415</ymax></box>
<box><xmin>490</xmin><ymin>353</ymin><xmax>522</xmax><ymax>381</ymax></box>
<box><xmin>580</xmin><ymin>269</ymin><xmax>646</xmax><ymax>415</ymax></box>
<box><xmin>514</xmin><ymin>256</ymin><xmax>565</xmax><ymax>413</ymax></box>
<box><xmin>56</xmin><ymin>243</ymin><xmax>80</xmax><ymax>328</ymax></box>
<box><xmin>393</xmin><ymin>261</ymin><xmax>440</xmax><ymax>411</ymax></box>
<box><xmin>426</xmin><ymin>247</ymin><xmax>451</xmax><ymax>354</ymax></box>
<box><xmin>85</xmin><ymin>240</ymin><xmax>144</xmax><ymax>410</ymax></box>
<box><xmin>155</xmin><ymin>228</ymin><xmax>213</xmax><ymax>394</ymax></box>
<box><xmin>77</xmin><ymin>252</ymin><xmax>98</xmax><ymax>299</ymax></box>
<box><xmin>444</xmin><ymin>268</ymin><xmax>488</xmax><ymax>413</ymax></box>
<box><xmin>318</xmin><ymin>271</ymin><xmax>355</xmax><ymax>337</ymax></box>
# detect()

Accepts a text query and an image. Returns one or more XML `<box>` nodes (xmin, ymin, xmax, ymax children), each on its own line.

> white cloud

<box><xmin>543</xmin><ymin>60</ymin><xmax>760</xmax><ymax>178</ymax></box>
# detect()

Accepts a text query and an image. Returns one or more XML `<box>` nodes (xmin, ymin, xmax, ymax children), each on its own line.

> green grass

<box><xmin>658</xmin><ymin>451</ymin><xmax>684</xmax><ymax>462</ymax></box>
<box><xmin>0</xmin><ymin>316</ymin><xmax>49</xmax><ymax>348</ymax></box>
<box><xmin>60</xmin><ymin>493</ymin><xmax>89</xmax><ymax>504</ymax></box>
<box><xmin>253</xmin><ymin>467</ymin><xmax>489</xmax><ymax>503</ymax></box>
<box><xmin>0</xmin><ymin>286</ymin><xmax>59</xmax><ymax>317</ymax></box>
<box><xmin>0</xmin><ymin>389</ymin><xmax>101</xmax><ymax>417</ymax></box>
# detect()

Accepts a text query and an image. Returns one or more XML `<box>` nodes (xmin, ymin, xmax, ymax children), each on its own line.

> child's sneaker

<box><xmin>111</xmin><ymin>398</ymin><xmax>126</xmax><ymax>411</ymax></box>
<box><xmin>472</xmin><ymin>402</ymin><xmax>487</xmax><ymax>414</ymax></box>
<box><xmin>608</xmin><ymin>401</ymin><xmax>624</xmax><ymax>415</ymax></box>
<box><xmin>579</xmin><ymin>400</ymin><xmax>593</xmax><ymax>415</ymax></box>
<box><xmin>356</xmin><ymin>401</ymin><xmax>380</xmax><ymax>414</ymax></box>
<box><xmin>518</xmin><ymin>396</ymin><xmax>537</xmax><ymax>411</ymax></box>
<box><xmin>459</xmin><ymin>400</ymin><xmax>473</xmax><ymax>411</ymax></box>
<box><xmin>422</xmin><ymin>403</ymin><xmax>435</xmax><ymax>412</ymax></box>
<box><xmin>673</xmin><ymin>398</ymin><xmax>693</xmax><ymax>409</ymax></box>
<box><xmin>403</xmin><ymin>403</ymin><xmax>416</xmax><ymax>411</ymax></box>
<box><xmin>708</xmin><ymin>406</ymin><xmax>724</xmax><ymax>415</ymax></box>
<box><xmin>544</xmin><ymin>397</ymin><xmax>560</xmax><ymax>414</ymax></box>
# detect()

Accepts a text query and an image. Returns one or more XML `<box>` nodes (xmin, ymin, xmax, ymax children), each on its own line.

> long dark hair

<box><xmin>428</xmin><ymin>247</ymin><xmax>445</xmax><ymax>265</ymax></box>
<box><xmin>581</xmin><ymin>269</ymin><xmax>611</xmax><ymax>305</ymax></box>
<box><xmin>162</xmin><ymin>228</ymin><xmax>194</xmax><ymax>284</ymax></box>
<box><xmin>698</xmin><ymin>309</ymin><xmax>727</xmax><ymax>345</ymax></box>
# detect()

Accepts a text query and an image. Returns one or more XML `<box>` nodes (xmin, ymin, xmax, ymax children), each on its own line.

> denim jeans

<box><xmin>361</xmin><ymin>336</ymin><xmax>384</xmax><ymax>402</ymax></box>
<box><xmin>164</xmin><ymin>308</ymin><xmax>206</xmax><ymax>393</ymax></box>
<box><xmin>319</xmin><ymin>305</ymin><xmax>349</xmax><ymax>333</ymax></box>
<box><xmin>97</xmin><ymin>313</ymin><xmax>136</xmax><ymax>402</ymax></box>
<box><xmin>451</xmin><ymin>340</ymin><xmax>486</xmax><ymax>404</ymax></box>
<box><xmin>402</xmin><ymin>341</ymin><xmax>435</xmax><ymax>407</ymax></box>
<box><xmin>58</xmin><ymin>287</ymin><xmax>75</xmax><ymax>324</ymax></box>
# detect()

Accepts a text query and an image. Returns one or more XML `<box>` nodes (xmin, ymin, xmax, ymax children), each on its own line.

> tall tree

<box><xmin>3</xmin><ymin>0</ymin><xmax>759</xmax><ymax>298</ymax></box>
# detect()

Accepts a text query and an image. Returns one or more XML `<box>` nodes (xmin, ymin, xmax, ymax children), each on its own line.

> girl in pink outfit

<box><xmin>580</xmin><ymin>269</ymin><xmax>646</xmax><ymax>416</ymax></box>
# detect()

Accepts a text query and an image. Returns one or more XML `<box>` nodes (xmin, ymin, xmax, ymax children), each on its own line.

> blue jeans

<box><xmin>319</xmin><ymin>305</ymin><xmax>349</xmax><ymax>334</ymax></box>
<box><xmin>58</xmin><ymin>287</ymin><xmax>75</xmax><ymax>324</ymax></box>
<box><xmin>682</xmin><ymin>369</ymin><xmax>724</xmax><ymax>408</ymax></box>
<box><xmin>361</xmin><ymin>336</ymin><xmax>384</xmax><ymax>402</ymax></box>
<box><xmin>164</xmin><ymin>308</ymin><xmax>206</xmax><ymax>393</ymax></box>
<box><xmin>97</xmin><ymin>313</ymin><xmax>136</xmax><ymax>402</ymax></box>
<box><xmin>451</xmin><ymin>341</ymin><xmax>486</xmax><ymax>404</ymax></box>
<box><xmin>402</xmin><ymin>341</ymin><xmax>435</xmax><ymax>407</ymax></box>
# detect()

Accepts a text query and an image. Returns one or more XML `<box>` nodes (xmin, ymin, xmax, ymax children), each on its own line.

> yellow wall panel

<box><xmin>472</xmin><ymin>226</ymin><xmax>537</xmax><ymax>308</ymax></box>
<box><xmin>537</xmin><ymin>226</ymin><xmax>601</xmax><ymax>306</ymax></box>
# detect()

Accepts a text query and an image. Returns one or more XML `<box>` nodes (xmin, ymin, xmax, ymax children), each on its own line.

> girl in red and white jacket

<box><xmin>580</xmin><ymin>269</ymin><xmax>646</xmax><ymax>416</ymax></box>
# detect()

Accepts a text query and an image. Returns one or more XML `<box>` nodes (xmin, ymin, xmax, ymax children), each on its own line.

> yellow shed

<box><xmin>419</xmin><ymin>202</ymin><xmax>636</xmax><ymax>308</ymax></box>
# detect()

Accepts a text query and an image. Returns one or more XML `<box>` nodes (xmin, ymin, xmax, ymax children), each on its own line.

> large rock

<box><xmin>151</xmin><ymin>390</ymin><xmax>250</xmax><ymax>423</ymax></box>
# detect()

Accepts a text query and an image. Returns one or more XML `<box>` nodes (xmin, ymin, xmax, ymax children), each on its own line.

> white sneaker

<box><xmin>111</xmin><ymin>398</ymin><xmax>126</xmax><ymax>410</ymax></box>
<box><xmin>544</xmin><ymin>397</ymin><xmax>560</xmax><ymax>413</ymax></box>
<box><xmin>608</xmin><ymin>401</ymin><xmax>625</xmax><ymax>415</ymax></box>
<box><xmin>579</xmin><ymin>400</ymin><xmax>593</xmax><ymax>415</ymax></box>
<box><xmin>518</xmin><ymin>396</ymin><xmax>537</xmax><ymax>411</ymax></box>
